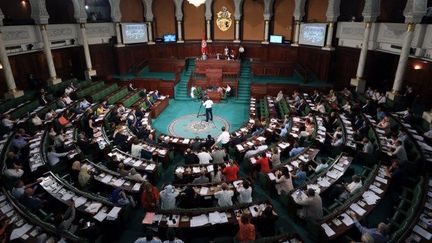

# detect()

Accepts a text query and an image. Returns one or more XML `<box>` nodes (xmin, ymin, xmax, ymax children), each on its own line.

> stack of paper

<box><xmin>190</xmin><ymin>214</ymin><xmax>209</xmax><ymax>227</ymax></box>
<box><xmin>208</xmin><ymin>212</ymin><xmax>229</xmax><ymax>225</ymax></box>
<box><xmin>321</xmin><ymin>223</ymin><xmax>335</xmax><ymax>237</ymax></box>
<box><xmin>350</xmin><ymin>203</ymin><xmax>366</xmax><ymax>216</ymax></box>
<box><xmin>107</xmin><ymin>207</ymin><xmax>121</xmax><ymax>220</ymax></box>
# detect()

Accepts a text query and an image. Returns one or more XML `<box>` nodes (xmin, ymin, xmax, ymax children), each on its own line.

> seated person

<box><xmin>289</xmin><ymin>142</ymin><xmax>305</xmax><ymax>157</ymax></box>
<box><xmin>350</xmin><ymin>212</ymin><xmax>390</xmax><ymax>243</ymax></box>
<box><xmin>184</xmin><ymin>148</ymin><xmax>199</xmax><ymax>164</ymax></box>
<box><xmin>20</xmin><ymin>188</ymin><xmax>45</xmax><ymax>211</ymax></box>
<box><xmin>292</xmin><ymin>163</ymin><xmax>307</xmax><ymax>187</ymax></box>
<box><xmin>328</xmin><ymin>175</ymin><xmax>362</xmax><ymax>199</ymax></box>
<box><xmin>111</xmin><ymin>188</ymin><xmax>134</xmax><ymax>207</ymax></box>
<box><xmin>311</xmin><ymin>159</ymin><xmax>329</xmax><ymax>174</ymax></box>
<box><xmin>47</xmin><ymin>147</ymin><xmax>69</xmax><ymax>166</ymax></box>
<box><xmin>4</xmin><ymin>151</ymin><xmax>24</xmax><ymax>179</ymax></box>
<box><xmin>192</xmin><ymin>171</ymin><xmax>210</xmax><ymax>184</ymax></box>
<box><xmin>256</xmin><ymin>206</ymin><xmax>278</xmax><ymax>237</ymax></box>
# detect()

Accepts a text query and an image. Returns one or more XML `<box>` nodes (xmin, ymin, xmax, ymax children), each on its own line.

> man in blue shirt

<box><xmin>289</xmin><ymin>142</ymin><xmax>304</xmax><ymax>157</ymax></box>
<box><xmin>292</xmin><ymin>163</ymin><xmax>307</xmax><ymax>187</ymax></box>
<box><xmin>350</xmin><ymin>212</ymin><xmax>390</xmax><ymax>243</ymax></box>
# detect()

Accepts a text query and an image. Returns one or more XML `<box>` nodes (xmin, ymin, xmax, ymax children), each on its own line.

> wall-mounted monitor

<box><xmin>269</xmin><ymin>35</ymin><xmax>283</xmax><ymax>44</ymax></box>
<box><xmin>121</xmin><ymin>23</ymin><xmax>148</xmax><ymax>44</ymax></box>
<box><xmin>299</xmin><ymin>23</ymin><xmax>327</xmax><ymax>47</ymax></box>
<box><xmin>163</xmin><ymin>34</ymin><xmax>177</xmax><ymax>43</ymax></box>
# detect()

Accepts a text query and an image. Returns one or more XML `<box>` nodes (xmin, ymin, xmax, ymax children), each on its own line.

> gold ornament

<box><xmin>216</xmin><ymin>6</ymin><xmax>232</xmax><ymax>32</ymax></box>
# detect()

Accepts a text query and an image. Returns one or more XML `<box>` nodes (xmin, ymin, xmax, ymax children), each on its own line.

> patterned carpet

<box><xmin>152</xmin><ymin>99</ymin><xmax>249</xmax><ymax>139</ymax></box>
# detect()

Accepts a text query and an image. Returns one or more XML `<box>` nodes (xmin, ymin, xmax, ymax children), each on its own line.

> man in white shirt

<box><xmin>391</xmin><ymin>140</ymin><xmax>407</xmax><ymax>161</ymax></box>
<box><xmin>237</xmin><ymin>180</ymin><xmax>252</xmax><ymax>203</ymax></box>
<box><xmin>313</xmin><ymin>159</ymin><xmax>328</xmax><ymax>173</ymax></box>
<box><xmin>159</xmin><ymin>185</ymin><xmax>179</xmax><ymax>210</ymax></box>
<box><xmin>202</xmin><ymin>97</ymin><xmax>213</xmax><ymax>122</ymax></box>
<box><xmin>2</xmin><ymin>114</ymin><xmax>15</xmax><ymax>129</ymax></box>
<box><xmin>197</xmin><ymin>147</ymin><xmax>212</xmax><ymax>164</ymax></box>
<box><xmin>214</xmin><ymin>183</ymin><xmax>234</xmax><ymax>207</ymax></box>
<box><xmin>214</xmin><ymin>126</ymin><xmax>230</xmax><ymax>149</ymax></box>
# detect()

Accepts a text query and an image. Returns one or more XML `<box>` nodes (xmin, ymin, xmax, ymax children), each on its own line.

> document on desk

<box><xmin>10</xmin><ymin>223</ymin><xmax>33</xmax><ymax>241</ymax></box>
<box><xmin>107</xmin><ymin>207</ymin><xmax>121</xmax><ymax>220</ymax></box>
<box><xmin>199</xmin><ymin>187</ymin><xmax>209</xmax><ymax>195</ymax></box>
<box><xmin>74</xmin><ymin>196</ymin><xmax>87</xmax><ymax>208</ymax></box>
<box><xmin>93</xmin><ymin>211</ymin><xmax>107</xmax><ymax>222</ymax></box>
<box><xmin>85</xmin><ymin>202</ymin><xmax>102</xmax><ymax>214</ymax></box>
<box><xmin>132</xmin><ymin>183</ymin><xmax>142</xmax><ymax>192</ymax></box>
<box><xmin>0</xmin><ymin>203</ymin><xmax>13</xmax><ymax>214</ymax></box>
<box><xmin>190</xmin><ymin>214</ymin><xmax>209</xmax><ymax>227</ymax></box>
<box><xmin>209</xmin><ymin>212</ymin><xmax>228</xmax><ymax>225</ymax></box>
<box><xmin>101</xmin><ymin>174</ymin><xmax>113</xmax><ymax>184</ymax></box>
<box><xmin>375</xmin><ymin>176</ymin><xmax>388</xmax><ymax>184</ymax></box>
<box><xmin>61</xmin><ymin>192</ymin><xmax>74</xmax><ymax>201</ymax></box>
<box><xmin>413</xmin><ymin>225</ymin><xmax>432</xmax><ymax>240</ymax></box>
<box><xmin>341</xmin><ymin>213</ymin><xmax>354</xmax><ymax>226</ymax></box>
<box><xmin>321</xmin><ymin>223</ymin><xmax>335</xmax><ymax>237</ymax></box>
<box><xmin>317</xmin><ymin>177</ymin><xmax>331</xmax><ymax>188</ymax></box>
<box><xmin>142</xmin><ymin>212</ymin><xmax>155</xmax><ymax>224</ymax></box>
<box><xmin>113</xmin><ymin>178</ymin><xmax>125</xmax><ymax>187</ymax></box>
<box><xmin>350</xmin><ymin>203</ymin><xmax>366</xmax><ymax>216</ymax></box>
<box><xmin>268</xmin><ymin>173</ymin><xmax>276</xmax><ymax>181</ymax></box>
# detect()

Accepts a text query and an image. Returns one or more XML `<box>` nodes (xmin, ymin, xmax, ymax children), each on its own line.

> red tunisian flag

<box><xmin>201</xmin><ymin>33</ymin><xmax>208</xmax><ymax>55</ymax></box>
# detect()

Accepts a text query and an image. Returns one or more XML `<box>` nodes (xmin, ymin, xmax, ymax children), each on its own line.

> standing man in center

<box><xmin>203</xmin><ymin>96</ymin><xmax>214</xmax><ymax>122</ymax></box>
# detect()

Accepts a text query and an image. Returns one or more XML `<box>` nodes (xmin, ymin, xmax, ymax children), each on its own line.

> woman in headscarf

<box><xmin>78</xmin><ymin>166</ymin><xmax>91</xmax><ymax>188</ymax></box>
<box><xmin>159</xmin><ymin>185</ymin><xmax>179</xmax><ymax>210</ymax></box>
<box><xmin>70</xmin><ymin>161</ymin><xmax>81</xmax><ymax>184</ymax></box>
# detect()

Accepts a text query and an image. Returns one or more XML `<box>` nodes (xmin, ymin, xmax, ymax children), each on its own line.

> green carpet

<box><xmin>152</xmin><ymin>99</ymin><xmax>249</xmax><ymax>139</ymax></box>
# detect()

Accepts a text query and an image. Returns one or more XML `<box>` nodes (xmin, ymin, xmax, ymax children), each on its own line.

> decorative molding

<box><xmin>29</xmin><ymin>0</ymin><xmax>50</xmax><ymax>25</ymax></box>
<box><xmin>86</xmin><ymin>23</ymin><xmax>115</xmax><ymax>37</ymax></box>
<box><xmin>294</xmin><ymin>0</ymin><xmax>306</xmax><ymax>21</ymax></box>
<box><xmin>108</xmin><ymin>0</ymin><xmax>122</xmax><ymax>22</ymax></box>
<box><xmin>403</xmin><ymin>0</ymin><xmax>427</xmax><ymax>24</ymax></box>
<box><xmin>72</xmin><ymin>0</ymin><xmax>87</xmax><ymax>23</ymax></box>
<box><xmin>0</xmin><ymin>8</ymin><xmax>4</xmax><ymax>26</ymax></box>
<box><xmin>326</xmin><ymin>0</ymin><xmax>341</xmax><ymax>22</ymax></box>
<box><xmin>362</xmin><ymin>0</ymin><xmax>380</xmax><ymax>22</ymax></box>
<box><xmin>173</xmin><ymin>0</ymin><xmax>184</xmax><ymax>21</ymax></box>
<box><xmin>205</xmin><ymin>0</ymin><xmax>213</xmax><ymax>20</ymax></box>
<box><xmin>233</xmin><ymin>0</ymin><xmax>244</xmax><ymax>20</ymax></box>
<box><xmin>142</xmin><ymin>0</ymin><xmax>154</xmax><ymax>22</ymax></box>
<box><xmin>263</xmin><ymin>0</ymin><xmax>274</xmax><ymax>21</ymax></box>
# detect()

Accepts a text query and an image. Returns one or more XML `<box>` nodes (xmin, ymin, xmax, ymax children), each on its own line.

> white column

<box><xmin>234</xmin><ymin>20</ymin><xmax>241</xmax><ymax>43</ymax></box>
<box><xmin>0</xmin><ymin>31</ymin><xmax>23</xmax><ymax>98</ymax></box>
<box><xmin>115</xmin><ymin>22</ymin><xmax>125</xmax><ymax>47</ymax></box>
<box><xmin>262</xmin><ymin>20</ymin><xmax>270</xmax><ymax>44</ymax></box>
<box><xmin>177</xmin><ymin>20</ymin><xmax>184</xmax><ymax>43</ymax></box>
<box><xmin>40</xmin><ymin>25</ymin><xmax>61</xmax><ymax>85</ymax></box>
<box><xmin>206</xmin><ymin>20</ymin><xmax>212</xmax><ymax>42</ymax></box>
<box><xmin>292</xmin><ymin>21</ymin><xmax>300</xmax><ymax>46</ymax></box>
<box><xmin>322</xmin><ymin>22</ymin><xmax>335</xmax><ymax>50</ymax></box>
<box><xmin>80</xmin><ymin>24</ymin><xmax>96</xmax><ymax>80</ymax></box>
<box><xmin>392</xmin><ymin>23</ymin><xmax>415</xmax><ymax>94</ymax></box>
<box><xmin>350</xmin><ymin>22</ymin><xmax>372</xmax><ymax>93</ymax></box>
<box><xmin>147</xmin><ymin>22</ymin><xmax>155</xmax><ymax>44</ymax></box>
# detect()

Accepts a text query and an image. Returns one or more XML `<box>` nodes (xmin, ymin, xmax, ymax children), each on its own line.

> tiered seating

<box><xmin>76</xmin><ymin>81</ymin><xmax>105</xmax><ymax>99</ymax></box>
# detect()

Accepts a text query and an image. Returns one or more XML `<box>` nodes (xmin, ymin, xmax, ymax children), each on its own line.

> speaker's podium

<box><xmin>190</xmin><ymin>58</ymin><xmax>240</xmax><ymax>100</ymax></box>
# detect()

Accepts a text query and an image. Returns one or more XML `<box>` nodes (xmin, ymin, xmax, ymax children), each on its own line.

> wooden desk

<box><xmin>151</xmin><ymin>97</ymin><xmax>169</xmax><ymax>118</ymax></box>
<box><xmin>207</xmin><ymin>91</ymin><xmax>222</xmax><ymax>103</ymax></box>
<box><xmin>195</xmin><ymin>59</ymin><xmax>240</xmax><ymax>75</ymax></box>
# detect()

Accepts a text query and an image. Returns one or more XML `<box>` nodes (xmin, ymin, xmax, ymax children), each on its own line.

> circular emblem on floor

<box><xmin>168</xmin><ymin>114</ymin><xmax>230</xmax><ymax>138</ymax></box>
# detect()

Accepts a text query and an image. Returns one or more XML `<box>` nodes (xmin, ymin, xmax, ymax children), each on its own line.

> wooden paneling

<box><xmin>46</xmin><ymin>0</ymin><xmax>75</xmax><ymax>24</ymax></box>
<box><xmin>90</xmin><ymin>44</ymin><xmax>116</xmax><ymax>78</ymax></box>
<box><xmin>154</xmin><ymin>0</ymin><xmax>176</xmax><ymax>38</ymax></box>
<box><xmin>306</xmin><ymin>0</ymin><xmax>328</xmax><ymax>22</ymax></box>
<box><xmin>120</xmin><ymin>0</ymin><xmax>144</xmax><ymax>22</ymax></box>
<box><xmin>213</xmin><ymin>0</ymin><xmax>235</xmax><ymax>40</ymax></box>
<box><xmin>296</xmin><ymin>46</ymin><xmax>331</xmax><ymax>81</ymax></box>
<box><xmin>273</xmin><ymin>0</ymin><xmax>295</xmax><ymax>40</ymax></box>
<box><xmin>243</xmin><ymin>0</ymin><xmax>264</xmax><ymax>41</ymax></box>
<box><xmin>183</xmin><ymin>2</ymin><xmax>205</xmax><ymax>40</ymax></box>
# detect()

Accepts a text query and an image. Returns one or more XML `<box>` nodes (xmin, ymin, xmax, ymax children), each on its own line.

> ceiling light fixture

<box><xmin>187</xmin><ymin>0</ymin><xmax>206</xmax><ymax>7</ymax></box>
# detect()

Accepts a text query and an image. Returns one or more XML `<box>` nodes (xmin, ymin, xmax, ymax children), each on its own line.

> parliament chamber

<box><xmin>0</xmin><ymin>0</ymin><xmax>432</xmax><ymax>243</ymax></box>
